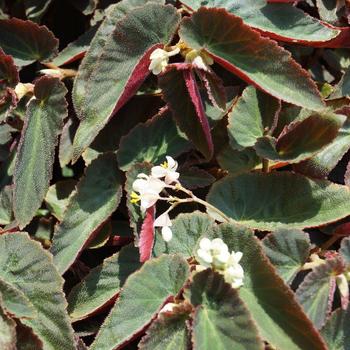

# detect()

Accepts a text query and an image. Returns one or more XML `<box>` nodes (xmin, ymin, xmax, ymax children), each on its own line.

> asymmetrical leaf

<box><xmin>67</xmin><ymin>244</ymin><xmax>141</xmax><ymax>321</ymax></box>
<box><xmin>13</xmin><ymin>76</ymin><xmax>68</xmax><ymax>229</ymax></box>
<box><xmin>0</xmin><ymin>18</ymin><xmax>58</xmax><ymax>66</ymax></box>
<box><xmin>181</xmin><ymin>0</ymin><xmax>340</xmax><ymax>44</ymax></box>
<box><xmin>0</xmin><ymin>232</ymin><xmax>75</xmax><ymax>350</ymax></box>
<box><xmin>72</xmin><ymin>4</ymin><xmax>180</xmax><ymax>161</ymax></box>
<box><xmin>185</xmin><ymin>269</ymin><xmax>264</xmax><ymax>350</ymax></box>
<box><xmin>296</xmin><ymin>258</ymin><xmax>345</xmax><ymax>329</ymax></box>
<box><xmin>117</xmin><ymin>111</ymin><xmax>190</xmax><ymax>171</ymax></box>
<box><xmin>217</xmin><ymin>223</ymin><xmax>327</xmax><ymax>350</ymax></box>
<box><xmin>90</xmin><ymin>255</ymin><xmax>190</xmax><ymax>350</ymax></box>
<box><xmin>179</xmin><ymin>8</ymin><xmax>324</xmax><ymax>110</ymax></box>
<box><xmin>50</xmin><ymin>153</ymin><xmax>123</xmax><ymax>275</ymax></box>
<box><xmin>227</xmin><ymin>86</ymin><xmax>280</xmax><ymax>150</ymax></box>
<box><xmin>262</xmin><ymin>229</ymin><xmax>311</xmax><ymax>284</ymax></box>
<box><xmin>159</xmin><ymin>66</ymin><xmax>213</xmax><ymax>159</ymax></box>
<box><xmin>207</xmin><ymin>172</ymin><xmax>350</xmax><ymax>230</ymax></box>
<box><xmin>153</xmin><ymin>212</ymin><xmax>215</xmax><ymax>258</ymax></box>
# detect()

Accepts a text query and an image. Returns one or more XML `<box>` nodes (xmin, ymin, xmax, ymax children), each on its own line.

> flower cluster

<box><xmin>131</xmin><ymin>156</ymin><xmax>180</xmax><ymax>242</ymax></box>
<box><xmin>148</xmin><ymin>47</ymin><xmax>180</xmax><ymax>75</ymax></box>
<box><xmin>197</xmin><ymin>238</ymin><xmax>244</xmax><ymax>289</ymax></box>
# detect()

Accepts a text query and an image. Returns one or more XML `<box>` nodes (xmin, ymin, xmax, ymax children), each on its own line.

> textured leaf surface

<box><xmin>262</xmin><ymin>229</ymin><xmax>311</xmax><ymax>284</ymax></box>
<box><xmin>228</xmin><ymin>86</ymin><xmax>280</xmax><ymax>150</ymax></box>
<box><xmin>51</xmin><ymin>153</ymin><xmax>123</xmax><ymax>275</ymax></box>
<box><xmin>340</xmin><ymin>237</ymin><xmax>350</xmax><ymax>265</ymax></box>
<box><xmin>296</xmin><ymin>258</ymin><xmax>345</xmax><ymax>329</ymax></box>
<box><xmin>0</xmin><ymin>18</ymin><xmax>58</xmax><ymax>66</ymax></box>
<box><xmin>138</xmin><ymin>309</ymin><xmax>190</xmax><ymax>350</ymax></box>
<box><xmin>186</xmin><ymin>269</ymin><xmax>263</xmax><ymax>350</ymax></box>
<box><xmin>117</xmin><ymin>111</ymin><xmax>190</xmax><ymax>171</ymax></box>
<box><xmin>0</xmin><ymin>232</ymin><xmax>75</xmax><ymax>350</ymax></box>
<box><xmin>0</xmin><ymin>186</ymin><xmax>13</xmax><ymax>225</ymax></box>
<box><xmin>67</xmin><ymin>244</ymin><xmax>141</xmax><ymax>321</ymax></box>
<box><xmin>153</xmin><ymin>212</ymin><xmax>215</xmax><ymax>258</ymax></box>
<box><xmin>0</xmin><ymin>48</ymin><xmax>19</xmax><ymax>89</ymax></box>
<box><xmin>72</xmin><ymin>4</ymin><xmax>180</xmax><ymax>161</ymax></box>
<box><xmin>321</xmin><ymin>308</ymin><xmax>350</xmax><ymax>350</ymax></box>
<box><xmin>179</xmin><ymin>8</ymin><xmax>324</xmax><ymax>110</ymax></box>
<box><xmin>217</xmin><ymin>223</ymin><xmax>327</xmax><ymax>350</ymax></box>
<box><xmin>13</xmin><ymin>76</ymin><xmax>68</xmax><ymax>229</ymax></box>
<box><xmin>255</xmin><ymin>113</ymin><xmax>345</xmax><ymax>163</ymax></box>
<box><xmin>139</xmin><ymin>206</ymin><xmax>155</xmax><ymax>262</ymax></box>
<box><xmin>0</xmin><ymin>306</ymin><xmax>16</xmax><ymax>350</ymax></box>
<box><xmin>181</xmin><ymin>0</ymin><xmax>340</xmax><ymax>43</ymax></box>
<box><xmin>179</xmin><ymin>167</ymin><xmax>215</xmax><ymax>189</ymax></box>
<box><xmin>159</xmin><ymin>66</ymin><xmax>213</xmax><ymax>159</ymax></box>
<box><xmin>207</xmin><ymin>172</ymin><xmax>350</xmax><ymax>230</ymax></box>
<box><xmin>90</xmin><ymin>255</ymin><xmax>190</xmax><ymax>350</ymax></box>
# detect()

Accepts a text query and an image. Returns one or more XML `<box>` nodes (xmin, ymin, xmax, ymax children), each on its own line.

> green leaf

<box><xmin>296</xmin><ymin>258</ymin><xmax>345</xmax><ymax>329</ymax></box>
<box><xmin>331</xmin><ymin>67</ymin><xmax>350</xmax><ymax>98</ymax></box>
<box><xmin>50</xmin><ymin>153</ymin><xmax>123</xmax><ymax>275</ymax></box>
<box><xmin>185</xmin><ymin>269</ymin><xmax>263</xmax><ymax>350</ymax></box>
<box><xmin>153</xmin><ymin>212</ymin><xmax>215</xmax><ymax>258</ymax></box>
<box><xmin>179</xmin><ymin>167</ymin><xmax>215</xmax><ymax>189</ymax></box>
<box><xmin>321</xmin><ymin>308</ymin><xmax>350</xmax><ymax>350</ymax></box>
<box><xmin>13</xmin><ymin>76</ymin><xmax>68</xmax><ymax>229</ymax></box>
<box><xmin>255</xmin><ymin>113</ymin><xmax>345</xmax><ymax>164</ymax></box>
<box><xmin>44</xmin><ymin>180</ymin><xmax>77</xmax><ymax>221</ymax></box>
<box><xmin>207</xmin><ymin>172</ymin><xmax>350</xmax><ymax>230</ymax></box>
<box><xmin>0</xmin><ymin>306</ymin><xmax>16</xmax><ymax>350</ymax></box>
<box><xmin>340</xmin><ymin>237</ymin><xmax>350</xmax><ymax>265</ymax></box>
<box><xmin>179</xmin><ymin>8</ymin><xmax>324</xmax><ymax>110</ymax></box>
<box><xmin>72</xmin><ymin>3</ymin><xmax>180</xmax><ymax>161</ymax></box>
<box><xmin>180</xmin><ymin>0</ymin><xmax>340</xmax><ymax>43</ymax></box>
<box><xmin>67</xmin><ymin>244</ymin><xmax>142</xmax><ymax>321</ymax></box>
<box><xmin>0</xmin><ymin>278</ymin><xmax>36</xmax><ymax>319</ymax></box>
<box><xmin>139</xmin><ymin>308</ymin><xmax>190</xmax><ymax>350</ymax></box>
<box><xmin>0</xmin><ymin>232</ymin><xmax>75</xmax><ymax>350</ymax></box>
<box><xmin>262</xmin><ymin>229</ymin><xmax>311</xmax><ymax>284</ymax></box>
<box><xmin>217</xmin><ymin>146</ymin><xmax>261</xmax><ymax>175</ymax></box>
<box><xmin>0</xmin><ymin>185</ymin><xmax>13</xmax><ymax>225</ymax></box>
<box><xmin>294</xmin><ymin>117</ymin><xmax>350</xmax><ymax>178</ymax></box>
<box><xmin>90</xmin><ymin>255</ymin><xmax>190</xmax><ymax>350</ymax></box>
<box><xmin>0</xmin><ymin>18</ymin><xmax>58</xmax><ymax>66</ymax></box>
<box><xmin>227</xmin><ymin>86</ymin><xmax>280</xmax><ymax>150</ymax></box>
<box><xmin>217</xmin><ymin>223</ymin><xmax>327</xmax><ymax>350</ymax></box>
<box><xmin>58</xmin><ymin>117</ymin><xmax>78</xmax><ymax>168</ymax></box>
<box><xmin>117</xmin><ymin>111</ymin><xmax>190</xmax><ymax>171</ymax></box>
<box><xmin>73</xmin><ymin>0</ymin><xmax>164</xmax><ymax>117</ymax></box>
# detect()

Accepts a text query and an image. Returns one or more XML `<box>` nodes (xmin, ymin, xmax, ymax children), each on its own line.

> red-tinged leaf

<box><xmin>71</xmin><ymin>4</ymin><xmax>180</xmax><ymax>162</ymax></box>
<box><xmin>197</xmin><ymin>69</ymin><xmax>226</xmax><ymax>111</ymax></box>
<box><xmin>0</xmin><ymin>49</ymin><xmax>18</xmax><ymax>89</ymax></box>
<box><xmin>0</xmin><ymin>18</ymin><xmax>58</xmax><ymax>66</ymax></box>
<box><xmin>139</xmin><ymin>206</ymin><xmax>155</xmax><ymax>263</ymax></box>
<box><xmin>179</xmin><ymin>8</ymin><xmax>324</xmax><ymax>111</ymax></box>
<box><xmin>159</xmin><ymin>66</ymin><xmax>213</xmax><ymax>159</ymax></box>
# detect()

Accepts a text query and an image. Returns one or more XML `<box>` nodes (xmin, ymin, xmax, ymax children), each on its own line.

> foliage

<box><xmin>0</xmin><ymin>0</ymin><xmax>350</xmax><ymax>349</ymax></box>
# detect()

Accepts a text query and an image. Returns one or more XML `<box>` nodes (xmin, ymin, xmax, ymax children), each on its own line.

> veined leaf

<box><xmin>262</xmin><ymin>229</ymin><xmax>311</xmax><ymax>284</ymax></box>
<box><xmin>73</xmin><ymin>0</ymin><xmax>164</xmax><ymax>117</ymax></box>
<box><xmin>218</xmin><ymin>223</ymin><xmax>327</xmax><ymax>350</ymax></box>
<box><xmin>179</xmin><ymin>167</ymin><xmax>215</xmax><ymax>189</ymax></box>
<box><xmin>179</xmin><ymin>8</ymin><xmax>324</xmax><ymax>110</ymax></box>
<box><xmin>72</xmin><ymin>4</ymin><xmax>180</xmax><ymax>161</ymax></box>
<box><xmin>159</xmin><ymin>65</ymin><xmax>213</xmax><ymax>159</ymax></box>
<box><xmin>185</xmin><ymin>269</ymin><xmax>264</xmax><ymax>350</ymax></box>
<box><xmin>207</xmin><ymin>172</ymin><xmax>350</xmax><ymax>230</ymax></box>
<box><xmin>13</xmin><ymin>76</ymin><xmax>68</xmax><ymax>229</ymax></box>
<box><xmin>67</xmin><ymin>244</ymin><xmax>141</xmax><ymax>321</ymax></box>
<box><xmin>50</xmin><ymin>153</ymin><xmax>123</xmax><ymax>275</ymax></box>
<box><xmin>0</xmin><ymin>185</ymin><xmax>13</xmax><ymax>225</ymax></box>
<box><xmin>180</xmin><ymin>0</ymin><xmax>340</xmax><ymax>44</ymax></box>
<box><xmin>228</xmin><ymin>86</ymin><xmax>280</xmax><ymax>150</ymax></box>
<box><xmin>0</xmin><ymin>232</ymin><xmax>75</xmax><ymax>350</ymax></box>
<box><xmin>296</xmin><ymin>258</ymin><xmax>345</xmax><ymax>329</ymax></box>
<box><xmin>0</xmin><ymin>18</ymin><xmax>58</xmax><ymax>66</ymax></box>
<box><xmin>90</xmin><ymin>255</ymin><xmax>190</xmax><ymax>350</ymax></box>
<box><xmin>117</xmin><ymin>111</ymin><xmax>190</xmax><ymax>171</ymax></box>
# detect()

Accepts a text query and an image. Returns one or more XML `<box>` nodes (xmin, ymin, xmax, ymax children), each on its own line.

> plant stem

<box><xmin>262</xmin><ymin>158</ymin><xmax>269</xmax><ymax>173</ymax></box>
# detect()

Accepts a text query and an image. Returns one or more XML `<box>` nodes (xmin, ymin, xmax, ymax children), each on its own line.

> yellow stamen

<box><xmin>130</xmin><ymin>191</ymin><xmax>140</xmax><ymax>204</ymax></box>
<box><xmin>160</xmin><ymin>161</ymin><xmax>168</xmax><ymax>169</ymax></box>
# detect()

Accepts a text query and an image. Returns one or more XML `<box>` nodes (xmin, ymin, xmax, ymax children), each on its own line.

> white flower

<box><xmin>14</xmin><ymin>83</ymin><xmax>34</xmax><ymax>100</ymax></box>
<box><xmin>39</xmin><ymin>68</ymin><xmax>64</xmax><ymax>79</ymax></box>
<box><xmin>154</xmin><ymin>211</ymin><xmax>173</xmax><ymax>242</ymax></box>
<box><xmin>336</xmin><ymin>273</ymin><xmax>349</xmax><ymax>300</ymax></box>
<box><xmin>149</xmin><ymin>47</ymin><xmax>180</xmax><ymax>75</ymax></box>
<box><xmin>131</xmin><ymin>173</ymin><xmax>166</xmax><ymax>213</ymax></box>
<box><xmin>185</xmin><ymin>49</ymin><xmax>214</xmax><ymax>71</ymax></box>
<box><xmin>151</xmin><ymin>156</ymin><xmax>180</xmax><ymax>185</ymax></box>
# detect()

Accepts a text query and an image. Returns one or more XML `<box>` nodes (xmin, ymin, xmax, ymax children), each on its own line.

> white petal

<box><xmin>215</xmin><ymin>250</ymin><xmax>230</xmax><ymax>265</ymax></box>
<box><xmin>164</xmin><ymin>171</ymin><xmax>180</xmax><ymax>185</ymax></box>
<box><xmin>154</xmin><ymin>212</ymin><xmax>172</xmax><ymax>227</ymax></box>
<box><xmin>132</xmin><ymin>178</ymin><xmax>148</xmax><ymax>193</ymax></box>
<box><xmin>231</xmin><ymin>251</ymin><xmax>243</xmax><ymax>264</ymax></box>
<box><xmin>140</xmin><ymin>193</ymin><xmax>159</xmax><ymax>213</ymax></box>
<box><xmin>192</xmin><ymin>56</ymin><xmax>208</xmax><ymax>71</ymax></box>
<box><xmin>151</xmin><ymin>165</ymin><xmax>167</xmax><ymax>178</ymax></box>
<box><xmin>199</xmin><ymin>238</ymin><xmax>211</xmax><ymax>251</ymax></box>
<box><xmin>161</xmin><ymin>226</ymin><xmax>173</xmax><ymax>242</ymax></box>
<box><xmin>148</xmin><ymin>177</ymin><xmax>166</xmax><ymax>194</ymax></box>
<box><xmin>150</xmin><ymin>48</ymin><xmax>167</xmax><ymax>60</ymax></box>
<box><xmin>165</xmin><ymin>156</ymin><xmax>178</xmax><ymax>171</ymax></box>
<box><xmin>231</xmin><ymin>279</ymin><xmax>244</xmax><ymax>289</ymax></box>
<box><xmin>159</xmin><ymin>302</ymin><xmax>176</xmax><ymax>314</ymax></box>
<box><xmin>165</xmin><ymin>47</ymin><xmax>180</xmax><ymax>57</ymax></box>
<box><xmin>197</xmin><ymin>248</ymin><xmax>213</xmax><ymax>264</ymax></box>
